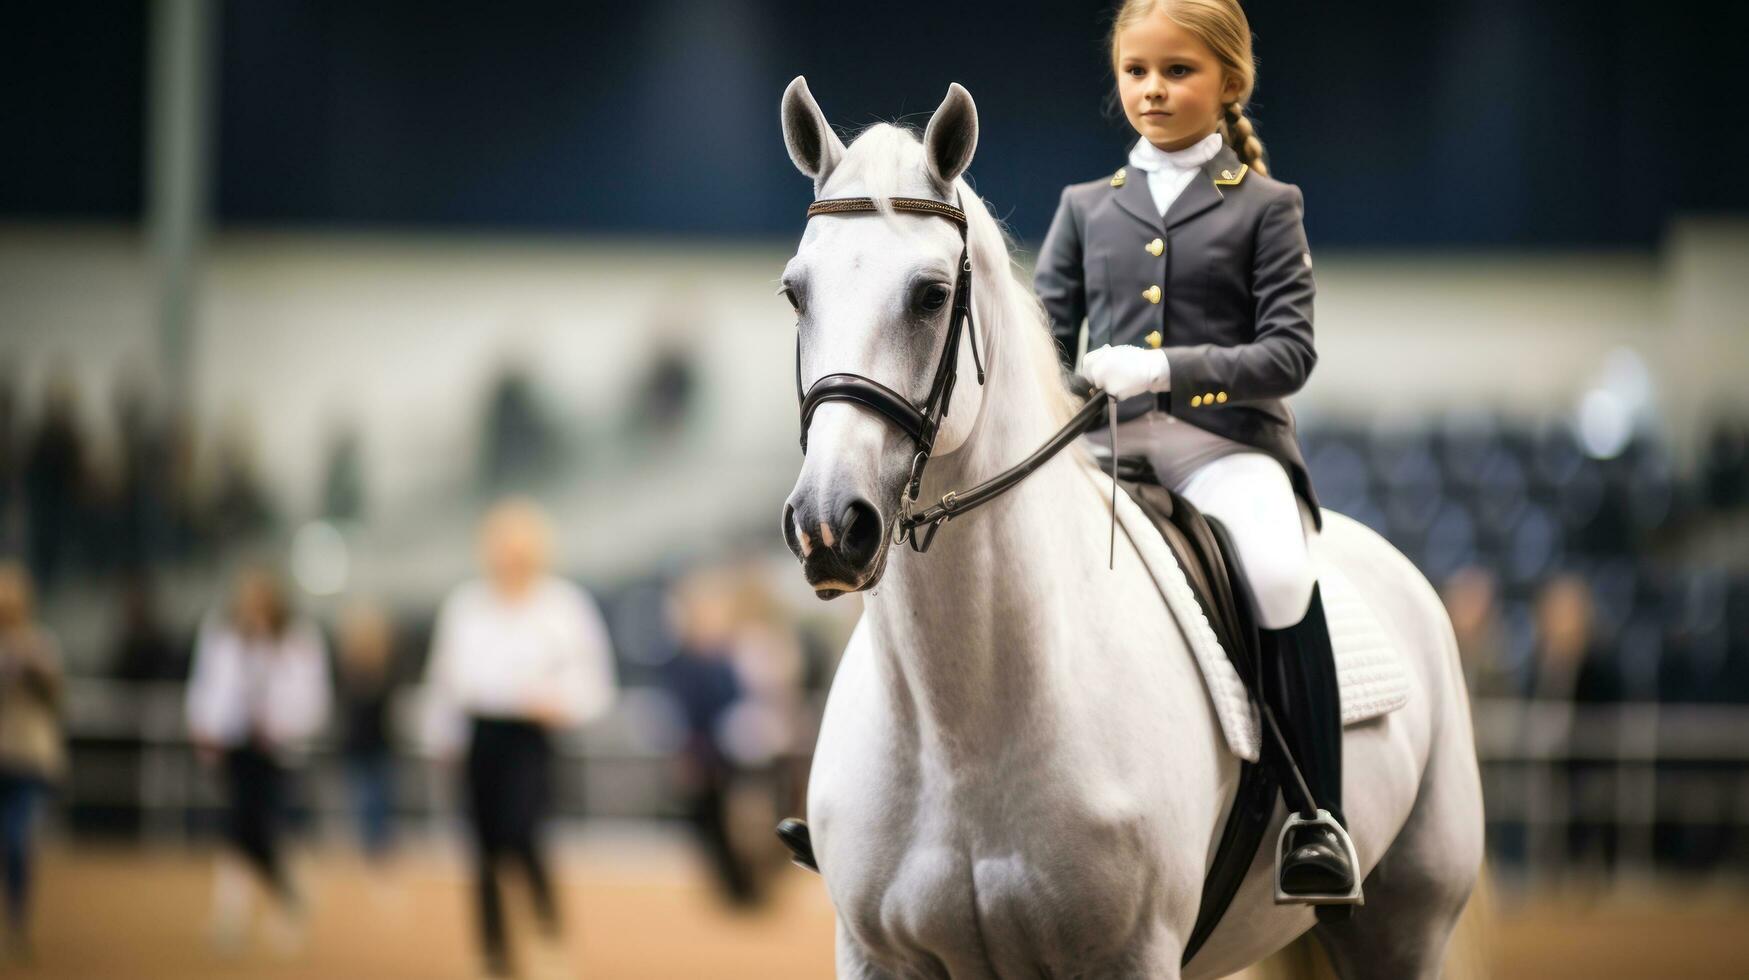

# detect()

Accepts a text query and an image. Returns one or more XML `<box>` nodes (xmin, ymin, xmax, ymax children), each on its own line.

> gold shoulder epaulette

<box><xmin>1214</xmin><ymin>164</ymin><xmax>1248</xmax><ymax>187</ymax></box>
<box><xmin>1110</xmin><ymin>167</ymin><xmax>1127</xmax><ymax>188</ymax></box>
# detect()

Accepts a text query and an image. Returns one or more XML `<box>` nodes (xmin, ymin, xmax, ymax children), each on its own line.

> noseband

<box><xmin>795</xmin><ymin>196</ymin><xmax>985</xmax><ymax>534</ymax></box>
<box><xmin>795</xmin><ymin>194</ymin><xmax>1112</xmax><ymax>554</ymax></box>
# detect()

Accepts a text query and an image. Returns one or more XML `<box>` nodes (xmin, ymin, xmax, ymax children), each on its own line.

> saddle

<box><xmin>1113</xmin><ymin>458</ymin><xmax>1282</xmax><ymax>966</ymax></box>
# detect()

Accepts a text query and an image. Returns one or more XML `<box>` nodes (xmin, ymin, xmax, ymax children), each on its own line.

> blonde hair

<box><xmin>1108</xmin><ymin>0</ymin><xmax>1270</xmax><ymax>177</ymax></box>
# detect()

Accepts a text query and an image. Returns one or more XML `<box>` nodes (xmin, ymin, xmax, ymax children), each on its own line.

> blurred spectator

<box><xmin>1702</xmin><ymin>416</ymin><xmax>1748</xmax><ymax>512</ymax></box>
<box><xmin>320</xmin><ymin>427</ymin><xmax>366</xmax><ymax>523</ymax></box>
<box><xmin>110</xmin><ymin>364</ymin><xmax>179</xmax><ymax>569</ymax></box>
<box><xmin>720</xmin><ymin>567</ymin><xmax>808</xmax><ymax>865</ymax></box>
<box><xmin>1442</xmin><ymin>566</ymin><xmax>1518</xmax><ymax>699</ymax></box>
<box><xmin>665</xmin><ymin>565</ymin><xmax>805</xmax><ymax>907</ymax></box>
<box><xmin>22</xmin><ymin>370</ymin><xmax>86</xmax><ymax>591</ymax></box>
<box><xmin>626</xmin><ymin>339</ymin><xmax>698</xmax><ymax>442</ymax></box>
<box><xmin>1528</xmin><ymin>575</ymin><xmax>1617</xmax><ymax>703</ymax></box>
<box><xmin>185</xmin><ymin>566</ymin><xmax>330</xmax><ymax>955</ymax></box>
<box><xmin>479</xmin><ymin>365</ymin><xmax>556</xmax><ymax>493</ymax></box>
<box><xmin>207</xmin><ymin>417</ymin><xmax>274</xmax><ymax>547</ymax></box>
<box><xmin>0</xmin><ymin>562</ymin><xmax>63</xmax><ymax>962</ymax></box>
<box><xmin>0</xmin><ymin>369</ymin><xmax>20</xmax><ymax>557</ymax></box>
<box><xmin>1528</xmin><ymin>574</ymin><xmax>1620</xmax><ymax>878</ymax></box>
<box><xmin>665</xmin><ymin>571</ymin><xmax>754</xmax><ymax>904</ymax></box>
<box><xmin>336</xmin><ymin>601</ymin><xmax>397</xmax><ymax>864</ymax></box>
<box><xmin>109</xmin><ymin>573</ymin><xmax>183</xmax><ymax>682</ymax></box>
<box><xmin>422</xmin><ymin>499</ymin><xmax>616</xmax><ymax>979</ymax></box>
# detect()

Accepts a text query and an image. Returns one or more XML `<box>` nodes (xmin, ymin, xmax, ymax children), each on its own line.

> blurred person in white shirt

<box><xmin>423</xmin><ymin>499</ymin><xmax>616</xmax><ymax>979</ymax></box>
<box><xmin>185</xmin><ymin>565</ymin><xmax>330</xmax><ymax>955</ymax></box>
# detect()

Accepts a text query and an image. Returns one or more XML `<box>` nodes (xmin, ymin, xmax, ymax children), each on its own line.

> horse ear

<box><xmin>923</xmin><ymin>82</ymin><xmax>978</xmax><ymax>189</ymax></box>
<box><xmin>781</xmin><ymin>76</ymin><xmax>846</xmax><ymax>186</ymax></box>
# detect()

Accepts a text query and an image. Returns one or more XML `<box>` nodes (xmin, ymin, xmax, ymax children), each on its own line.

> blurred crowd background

<box><xmin>2</xmin><ymin>0</ymin><xmax>1748</xmax><ymax>977</ymax></box>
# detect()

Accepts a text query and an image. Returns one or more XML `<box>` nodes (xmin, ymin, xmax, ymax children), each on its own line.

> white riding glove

<box><xmin>1082</xmin><ymin>344</ymin><xmax>1170</xmax><ymax>400</ymax></box>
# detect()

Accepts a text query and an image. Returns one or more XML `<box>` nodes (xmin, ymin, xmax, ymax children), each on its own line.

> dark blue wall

<box><xmin>4</xmin><ymin>0</ymin><xmax>1744</xmax><ymax>246</ymax></box>
<box><xmin>1</xmin><ymin>3</ymin><xmax>147</xmax><ymax>219</ymax></box>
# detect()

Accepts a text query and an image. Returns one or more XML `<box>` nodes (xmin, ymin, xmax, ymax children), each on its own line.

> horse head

<box><xmin>777</xmin><ymin>76</ymin><xmax>988</xmax><ymax>598</ymax></box>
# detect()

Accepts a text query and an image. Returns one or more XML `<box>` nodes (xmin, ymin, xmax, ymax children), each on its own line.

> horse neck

<box><xmin>864</xmin><ymin>289</ymin><xmax>1110</xmax><ymax>757</ymax></box>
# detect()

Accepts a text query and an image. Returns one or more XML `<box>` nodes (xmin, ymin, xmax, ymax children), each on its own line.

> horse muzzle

<box><xmin>782</xmin><ymin>495</ymin><xmax>888</xmax><ymax>598</ymax></box>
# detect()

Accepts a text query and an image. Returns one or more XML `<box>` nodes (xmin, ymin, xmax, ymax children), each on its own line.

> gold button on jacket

<box><xmin>1145</xmin><ymin>238</ymin><xmax>1164</xmax><ymax>256</ymax></box>
<box><xmin>1142</xmin><ymin>285</ymin><xmax>1161</xmax><ymax>304</ymax></box>
<box><xmin>1145</xmin><ymin>331</ymin><xmax>1162</xmax><ymax>348</ymax></box>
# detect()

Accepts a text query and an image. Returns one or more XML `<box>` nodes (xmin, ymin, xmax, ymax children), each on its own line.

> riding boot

<box><xmin>1263</xmin><ymin>584</ymin><xmax>1357</xmax><ymax>899</ymax></box>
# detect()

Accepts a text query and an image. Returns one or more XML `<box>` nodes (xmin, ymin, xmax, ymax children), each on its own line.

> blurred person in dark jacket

<box><xmin>22</xmin><ymin>371</ymin><xmax>86</xmax><ymax>591</ymax></box>
<box><xmin>186</xmin><ymin>566</ymin><xmax>330</xmax><ymax>955</ymax></box>
<box><xmin>0</xmin><ymin>562</ymin><xmax>63</xmax><ymax>962</ymax></box>
<box><xmin>207</xmin><ymin>417</ymin><xmax>275</xmax><ymax>547</ymax></box>
<box><xmin>1528</xmin><ymin>574</ymin><xmax>1617</xmax><ymax>703</ymax></box>
<box><xmin>0</xmin><ymin>370</ymin><xmax>20</xmax><ymax>557</ymax></box>
<box><xmin>666</xmin><ymin>566</ymin><xmax>805</xmax><ymax>907</ymax></box>
<box><xmin>111</xmin><ymin>364</ymin><xmax>178</xmax><ymax>568</ymax></box>
<box><xmin>479</xmin><ymin>366</ymin><xmax>556</xmax><ymax>493</ymax></box>
<box><xmin>1443</xmin><ymin>566</ymin><xmax>1517</xmax><ymax>699</ymax></box>
<box><xmin>337</xmin><ymin>601</ymin><xmax>397</xmax><ymax>865</ymax></box>
<box><xmin>1528</xmin><ymin>573</ymin><xmax>1621</xmax><ymax>878</ymax></box>
<box><xmin>110</xmin><ymin>572</ymin><xmax>183</xmax><ymax>681</ymax></box>
<box><xmin>423</xmin><ymin>499</ymin><xmax>616</xmax><ymax>979</ymax></box>
<box><xmin>665</xmin><ymin>571</ymin><xmax>754</xmax><ymax>904</ymax></box>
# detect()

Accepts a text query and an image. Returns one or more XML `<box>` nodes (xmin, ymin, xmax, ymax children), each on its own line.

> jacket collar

<box><xmin>1113</xmin><ymin>142</ymin><xmax>1246</xmax><ymax>232</ymax></box>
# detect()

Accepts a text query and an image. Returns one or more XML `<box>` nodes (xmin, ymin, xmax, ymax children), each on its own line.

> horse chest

<box><xmin>832</xmin><ymin>801</ymin><xmax>1161</xmax><ymax>974</ymax></box>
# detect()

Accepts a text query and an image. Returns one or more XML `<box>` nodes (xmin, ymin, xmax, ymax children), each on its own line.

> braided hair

<box><xmin>1221</xmin><ymin>100</ymin><xmax>1268</xmax><ymax>177</ymax></box>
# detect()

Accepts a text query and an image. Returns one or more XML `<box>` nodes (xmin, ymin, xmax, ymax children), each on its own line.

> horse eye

<box><xmin>916</xmin><ymin>283</ymin><xmax>950</xmax><ymax>314</ymax></box>
<box><xmin>781</xmin><ymin>288</ymin><xmax>802</xmax><ymax>313</ymax></box>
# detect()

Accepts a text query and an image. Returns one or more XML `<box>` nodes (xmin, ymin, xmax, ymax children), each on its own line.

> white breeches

<box><xmin>1173</xmin><ymin>452</ymin><xmax>1316</xmax><ymax>629</ymax></box>
<box><xmin>1089</xmin><ymin>415</ymin><xmax>1318</xmax><ymax>630</ymax></box>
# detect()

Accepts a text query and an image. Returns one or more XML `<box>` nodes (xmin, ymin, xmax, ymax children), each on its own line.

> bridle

<box><xmin>795</xmin><ymin>194</ymin><xmax>1114</xmax><ymax>555</ymax></box>
<box><xmin>795</xmin><ymin>195</ymin><xmax>983</xmax><ymax>544</ymax></box>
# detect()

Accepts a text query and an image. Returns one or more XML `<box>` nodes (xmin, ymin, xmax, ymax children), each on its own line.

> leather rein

<box><xmin>795</xmin><ymin>195</ymin><xmax>1111</xmax><ymax>554</ymax></box>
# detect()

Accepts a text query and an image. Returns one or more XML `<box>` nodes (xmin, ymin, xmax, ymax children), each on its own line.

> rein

<box><xmin>897</xmin><ymin>393</ymin><xmax>1109</xmax><ymax>552</ymax></box>
<box><xmin>796</xmin><ymin>194</ymin><xmax>1114</xmax><ymax>555</ymax></box>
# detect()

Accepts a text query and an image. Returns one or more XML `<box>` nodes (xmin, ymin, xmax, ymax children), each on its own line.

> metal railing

<box><xmin>52</xmin><ymin>681</ymin><xmax>1749</xmax><ymax>880</ymax></box>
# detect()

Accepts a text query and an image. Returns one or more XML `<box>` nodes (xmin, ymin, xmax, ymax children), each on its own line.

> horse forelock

<box><xmin>826</xmin><ymin>123</ymin><xmax>1078</xmax><ymax>430</ymax></box>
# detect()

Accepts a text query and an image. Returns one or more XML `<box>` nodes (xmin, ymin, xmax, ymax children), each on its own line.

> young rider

<box><xmin>1034</xmin><ymin>0</ymin><xmax>1355</xmax><ymax>901</ymax></box>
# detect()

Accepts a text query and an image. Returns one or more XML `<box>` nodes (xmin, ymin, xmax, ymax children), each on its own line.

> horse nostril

<box><xmin>838</xmin><ymin>500</ymin><xmax>883</xmax><ymax>569</ymax></box>
<box><xmin>782</xmin><ymin>503</ymin><xmax>804</xmax><ymax>558</ymax></box>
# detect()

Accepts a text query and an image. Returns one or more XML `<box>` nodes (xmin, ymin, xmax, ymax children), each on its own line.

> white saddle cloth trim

<box><xmin>1084</xmin><ymin>464</ymin><xmax>1409</xmax><ymax>762</ymax></box>
<box><xmin>1318</xmin><ymin>557</ymin><xmax>1411</xmax><ymax>726</ymax></box>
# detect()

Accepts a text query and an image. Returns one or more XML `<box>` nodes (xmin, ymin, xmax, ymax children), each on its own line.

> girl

<box><xmin>1033</xmin><ymin>0</ymin><xmax>1354</xmax><ymax>901</ymax></box>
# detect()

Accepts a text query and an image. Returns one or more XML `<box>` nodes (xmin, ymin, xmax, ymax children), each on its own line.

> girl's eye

<box><xmin>1168</xmin><ymin>65</ymin><xmax>1191</xmax><ymax>77</ymax></box>
<box><xmin>1126</xmin><ymin>66</ymin><xmax>1146</xmax><ymax>78</ymax></box>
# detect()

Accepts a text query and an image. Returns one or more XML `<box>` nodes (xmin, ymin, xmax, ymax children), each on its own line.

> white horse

<box><xmin>777</xmin><ymin>76</ymin><xmax>1483</xmax><ymax>979</ymax></box>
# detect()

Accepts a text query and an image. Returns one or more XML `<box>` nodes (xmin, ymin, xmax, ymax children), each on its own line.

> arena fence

<box><xmin>55</xmin><ymin>681</ymin><xmax>1749</xmax><ymax>882</ymax></box>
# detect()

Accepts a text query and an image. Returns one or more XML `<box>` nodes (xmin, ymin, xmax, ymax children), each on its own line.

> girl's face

<box><xmin>1115</xmin><ymin>7</ymin><xmax>1241</xmax><ymax>152</ymax></box>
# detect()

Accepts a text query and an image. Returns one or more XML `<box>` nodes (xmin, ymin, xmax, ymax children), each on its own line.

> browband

<box><xmin>806</xmin><ymin>197</ymin><xmax>968</xmax><ymax>226</ymax></box>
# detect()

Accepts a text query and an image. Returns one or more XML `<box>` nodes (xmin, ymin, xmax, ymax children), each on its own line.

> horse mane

<box><xmin>829</xmin><ymin>124</ymin><xmax>1079</xmax><ymax>430</ymax></box>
